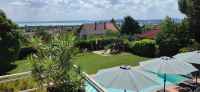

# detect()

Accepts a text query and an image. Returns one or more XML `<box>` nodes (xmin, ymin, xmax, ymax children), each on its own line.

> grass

<box><xmin>73</xmin><ymin>52</ymin><xmax>148</xmax><ymax>74</ymax></box>
<box><xmin>4</xmin><ymin>52</ymin><xmax>148</xmax><ymax>91</ymax></box>
<box><xmin>8</xmin><ymin>59</ymin><xmax>32</xmax><ymax>74</ymax></box>
<box><xmin>9</xmin><ymin>52</ymin><xmax>148</xmax><ymax>75</ymax></box>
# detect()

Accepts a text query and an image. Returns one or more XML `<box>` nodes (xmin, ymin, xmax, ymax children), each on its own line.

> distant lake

<box><xmin>17</xmin><ymin>21</ymin><xmax>93</xmax><ymax>27</ymax></box>
<box><xmin>16</xmin><ymin>19</ymin><xmax>182</xmax><ymax>27</ymax></box>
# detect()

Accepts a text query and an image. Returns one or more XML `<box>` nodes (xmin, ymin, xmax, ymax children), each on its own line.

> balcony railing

<box><xmin>0</xmin><ymin>65</ymin><xmax>107</xmax><ymax>92</ymax></box>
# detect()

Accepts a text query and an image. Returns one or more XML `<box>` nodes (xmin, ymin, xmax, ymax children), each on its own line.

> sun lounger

<box><xmin>178</xmin><ymin>87</ymin><xmax>192</xmax><ymax>92</ymax></box>
<box><xmin>179</xmin><ymin>79</ymin><xmax>200</xmax><ymax>91</ymax></box>
<box><xmin>156</xmin><ymin>89</ymin><xmax>170</xmax><ymax>92</ymax></box>
<box><xmin>156</xmin><ymin>86</ymin><xmax>193</xmax><ymax>92</ymax></box>
<box><xmin>179</xmin><ymin>82</ymin><xmax>196</xmax><ymax>88</ymax></box>
<box><xmin>194</xmin><ymin>87</ymin><xmax>200</xmax><ymax>92</ymax></box>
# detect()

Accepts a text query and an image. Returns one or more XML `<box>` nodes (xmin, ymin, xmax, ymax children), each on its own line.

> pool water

<box><xmin>85</xmin><ymin>81</ymin><xmax>98</xmax><ymax>92</ymax></box>
<box><xmin>85</xmin><ymin>74</ymin><xmax>188</xmax><ymax>92</ymax></box>
<box><xmin>158</xmin><ymin>74</ymin><xmax>188</xmax><ymax>84</ymax></box>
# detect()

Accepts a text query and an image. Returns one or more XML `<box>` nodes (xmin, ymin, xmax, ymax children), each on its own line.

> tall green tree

<box><xmin>120</xmin><ymin>16</ymin><xmax>141</xmax><ymax>35</ymax></box>
<box><xmin>178</xmin><ymin>0</ymin><xmax>200</xmax><ymax>43</ymax></box>
<box><xmin>0</xmin><ymin>9</ymin><xmax>20</xmax><ymax>75</ymax></box>
<box><xmin>156</xmin><ymin>17</ymin><xmax>191</xmax><ymax>56</ymax></box>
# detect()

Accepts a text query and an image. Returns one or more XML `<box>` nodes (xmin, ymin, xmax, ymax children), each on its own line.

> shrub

<box><xmin>129</xmin><ymin>39</ymin><xmax>156</xmax><ymax>57</ymax></box>
<box><xmin>0</xmin><ymin>77</ymin><xmax>37</xmax><ymax>91</ymax></box>
<box><xmin>179</xmin><ymin>40</ymin><xmax>200</xmax><ymax>53</ymax></box>
<box><xmin>105</xmin><ymin>30</ymin><xmax>119</xmax><ymax>37</ymax></box>
<box><xmin>35</xmin><ymin>30</ymin><xmax>52</xmax><ymax>43</ymax></box>
<box><xmin>104</xmin><ymin>41</ymin><xmax>123</xmax><ymax>54</ymax></box>
<box><xmin>179</xmin><ymin>47</ymin><xmax>193</xmax><ymax>53</ymax></box>
<box><xmin>156</xmin><ymin>17</ymin><xmax>192</xmax><ymax>56</ymax></box>
<box><xmin>76</xmin><ymin>38</ymin><xmax>126</xmax><ymax>52</ymax></box>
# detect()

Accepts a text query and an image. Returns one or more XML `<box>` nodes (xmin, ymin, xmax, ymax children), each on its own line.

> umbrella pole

<box><xmin>164</xmin><ymin>73</ymin><xmax>166</xmax><ymax>92</ymax></box>
<box><xmin>196</xmin><ymin>72</ymin><xmax>198</xmax><ymax>85</ymax></box>
<box><xmin>197</xmin><ymin>70</ymin><xmax>200</xmax><ymax>85</ymax></box>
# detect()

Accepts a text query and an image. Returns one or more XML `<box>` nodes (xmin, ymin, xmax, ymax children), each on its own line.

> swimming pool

<box><xmin>158</xmin><ymin>74</ymin><xmax>188</xmax><ymax>84</ymax></box>
<box><xmin>85</xmin><ymin>81</ymin><xmax>98</xmax><ymax>92</ymax></box>
<box><xmin>85</xmin><ymin>74</ymin><xmax>188</xmax><ymax>92</ymax></box>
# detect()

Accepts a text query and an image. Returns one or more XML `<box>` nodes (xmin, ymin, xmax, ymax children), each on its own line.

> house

<box><xmin>79</xmin><ymin>22</ymin><xmax>118</xmax><ymax>37</ymax></box>
<box><xmin>138</xmin><ymin>26</ymin><xmax>161</xmax><ymax>39</ymax></box>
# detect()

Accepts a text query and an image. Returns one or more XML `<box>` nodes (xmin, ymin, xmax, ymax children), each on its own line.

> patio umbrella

<box><xmin>174</xmin><ymin>50</ymin><xmax>200</xmax><ymax>84</ymax></box>
<box><xmin>95</xmin><ymin>66</ymin><xmax>161</xmax><ymax>92</ymax></box>
<box><xmin>140</xmin><ymin>56</ymin><xmax>197</xmax><ymax>92</ymax></box>
<box><xmin>173</xmin><ymin>51</ymin><xmax>200</xmax><ymax>64</ymax></box>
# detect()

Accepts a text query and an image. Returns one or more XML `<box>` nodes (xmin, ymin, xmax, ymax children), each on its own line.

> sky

<box><xmin>0</xmin><ymin>0</ymin><xmax>185</xmax><ymax>22</ymax></box>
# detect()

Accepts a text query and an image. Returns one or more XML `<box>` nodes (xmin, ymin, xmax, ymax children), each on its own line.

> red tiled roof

<box><xmin>138</xmin><ymin>28</ymin><xmax>161</xmax><ymax>39</ymax></box>
<box><xmin>82</xmin><ymin>24</ymin><xmax>95</xmax><ymax>31</ymax></box>
<box><xmin>105</xmin><ymin>23</ymin><xmax>118</xmax><ymax>32</ymax></box>
<box><xmin>96</xmin><ymin>23</ymin><xmax>104</xmax><ymax>31</ymax></box>
<box><xmin>81</xmin><ymin>22</ymin><xmax>118</xmax><ymax>32</ymax></box>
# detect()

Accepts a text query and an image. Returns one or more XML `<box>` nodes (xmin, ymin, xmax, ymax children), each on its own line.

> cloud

<box><xmin>26</xmin><ymin>0</ymin><xmax>48</xmax><ymax>8</ymax></box>
<box><xmin>10</xmin><ymin>0</ymin><xmax>48</xmax><ymax>8</ymax></box>
<box><xmin>10</xmin><ymin>1</ymin><xmax>27</xmax><ymax>6</ymax></box>
<box><xmin>0</xmin><ymin>0</ymin><xmax>185</xmax><ymax>21</ymax></box>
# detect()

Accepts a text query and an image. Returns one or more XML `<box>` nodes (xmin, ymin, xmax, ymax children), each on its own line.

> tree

<box><xmin>0</xmin><ymin>10</ymin><xmax>17</xmax><ymax>32</ymax></box>
<box><xmin>110</xmin><ymin>18</ymin><xmax>120</xmax><ymax>31</ymax></box>
<box><xmin>29</xmin><ymin>33</ymin><xmax>83</xmax><ymax>92</ymax></box>
<box><xmin>110</xmin><ymin>18</ymin><xmax>116</xmax><ymax>24</ymax></box>
<box><xmin>156</xmin><ymin>17</ymin><xmax>191</xmax><ymax>56</ymax></box>
<box><xmin>120</xmin><ymin>16</ymin><xmax>141</xmax><ymax>35</ymax></box>
<box><xmin>178</xmin><ymin>0</ymin><xmax>192</xmax><ymax>15</ymax></box>
<box><xmin>0</xmin><ymin>9</ymin><xmax>20</xmax><ymax>75</ymax></box>
<box><xmin>178</xmin><ymin>0</ymin><xmax>200</xmax><ymax>43</ymax></box>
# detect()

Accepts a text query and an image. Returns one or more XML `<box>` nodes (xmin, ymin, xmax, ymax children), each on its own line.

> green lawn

<box><xmin>8</xmin><ymin>60</ymin><xmax>32</xmax><ymax>74</ymax></box>
<box><xmin>9</xmin><ymin>52</ymin><xmax>148</xmax><ymax>75</ymax></box>
<box><xmin>73</xmin><ymin>53</ymin><xmax>148</xmax><ymax>74</ymax></box>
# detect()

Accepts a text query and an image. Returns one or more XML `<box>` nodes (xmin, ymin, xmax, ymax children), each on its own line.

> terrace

<box><xmin>1</xmin><ymin>0</ymin><xmax>200</xmax><ymax>91</ymax></box>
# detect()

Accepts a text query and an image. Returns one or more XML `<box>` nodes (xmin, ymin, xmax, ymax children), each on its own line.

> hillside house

<box><xmin>138</xmin><ymin>26</ymin><xmax>161</xmax><ymax>39</ymax></box>
<box><xmin>79</xmin><ymin>22</ymin><xmax>118</xmax><ymax>37</ymax></box>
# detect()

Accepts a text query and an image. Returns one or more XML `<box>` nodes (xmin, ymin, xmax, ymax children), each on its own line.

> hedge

<box><xmin>75</xmin><ymin>38</ymin><xmax>126</xmax><ymax>51</ymax></box>
<box><xmin>129</xmin><ymin>39</ymin><xmax>156</xmax><ymax>57</ymax></box>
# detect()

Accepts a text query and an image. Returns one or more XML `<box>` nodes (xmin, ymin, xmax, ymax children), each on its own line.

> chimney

<box><xmin>95</xmin><ymin>22</ymin><xmax>97</xmax><ymax>30</ymax></box>
<box><xmin>104</xmin><ymin>22</ymin><xmax>106</xmax><ymax>30</ymax></box>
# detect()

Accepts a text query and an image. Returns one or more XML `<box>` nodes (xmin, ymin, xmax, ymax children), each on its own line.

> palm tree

<box><xmin>29</xmin><ymin>33</ymin><xmax>83</xmax><ymax>92</ymax></box>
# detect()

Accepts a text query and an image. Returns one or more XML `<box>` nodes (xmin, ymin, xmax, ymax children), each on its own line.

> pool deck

<box><xmin>166</xmin><ymin>86</ymin><xmax>179</xmax><ymax>92</ymax></box>
<box><xmin>90</xmin><ymin>74</ymin><xmax>96</xmax><ymax>79</ymax></box>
